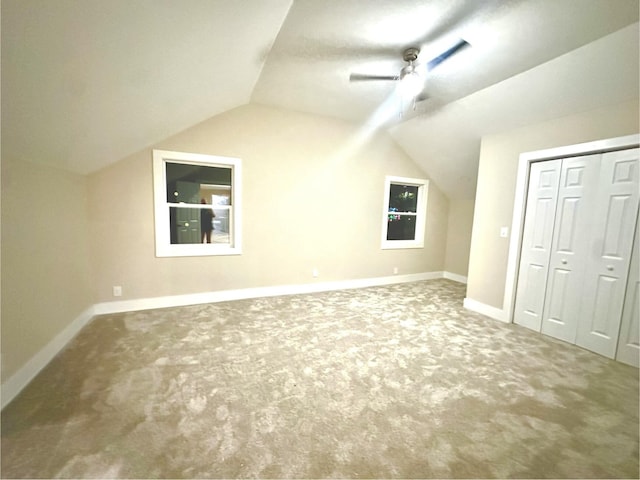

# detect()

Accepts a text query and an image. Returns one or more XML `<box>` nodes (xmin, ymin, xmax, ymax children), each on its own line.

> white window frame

<box><xmin>381</xmin><ymin>175</ymin><xmax>428</xmax><ymax>249</ymax></box>
<box><xmin>152</xmin><ymin>149</ymin><xmax>242</xmax><ymax>257</ymax></box>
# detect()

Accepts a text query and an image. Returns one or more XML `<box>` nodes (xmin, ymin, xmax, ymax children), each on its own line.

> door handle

<box><xmin>607</xmin><ymin>265</ymin><xmax>614</xmax><ymax>271</ymax></box>
<box><xmin>561</xmin><ymin>259</ymin><xmax>568</xmax><ymax>265</ymax></box>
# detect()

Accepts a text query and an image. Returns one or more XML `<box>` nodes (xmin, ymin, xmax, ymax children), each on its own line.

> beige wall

<box><xmin>444</xmin><ymin>198</ymin><xmax>475</xmax><ymax>278</ymax></box>
<box><xmin>88</xmin><ymin>104</ymin><xmax>449</xmax><ymax>303</ymax></box>
<box><xmin>467</xmin><ymin>99</ymin><xmax>640</xmax><ymax>310</ymax></box>
<box><xmin>1</xmin><ymin>104</ymin><xmax>449</xmax><ymax>388</ymax></box>
<box><xmin>1</xmin><ymin>158</ymin><xmax>93</xmax><ymax>383</ymax></box>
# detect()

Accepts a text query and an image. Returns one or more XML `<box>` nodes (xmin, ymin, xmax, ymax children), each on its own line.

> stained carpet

<box><xmin>1</xmin><ymin>279</ymin><xmax>638</xmax><ymax>478</ymax></box>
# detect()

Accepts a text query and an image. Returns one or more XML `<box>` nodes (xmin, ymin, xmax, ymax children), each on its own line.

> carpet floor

<box><xmin>1</xmin><ymin>279</ymin><xmax>638</xmax><ymax>478</ymax></box>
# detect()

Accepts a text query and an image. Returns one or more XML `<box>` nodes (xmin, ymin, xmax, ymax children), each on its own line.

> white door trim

<box><xmin>503</xmin><ymin>134</ymin><xmax>640</xmax><ymax>324</ymax></box>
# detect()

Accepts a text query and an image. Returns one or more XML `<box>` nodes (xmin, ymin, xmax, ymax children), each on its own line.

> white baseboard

<box><xmin>463</xmin><ymin>297</ymin><xmax>509</xmax><ymax>323</ymax></box>
<box><xmin>2</xmin><ymin>271</ymin><xmax>470</xmax><ymax>408</ymax></box>
<box><xmin>1</xmin><ymin>306</ymin><xmax>96</xmax><ymax>410</ymax></box>
<box><xmin>2</xmin><ymin>271</ymin><xmax>452</xmax><ymax>409</ymax></box>
<box><xmin>443</xmin><ymin>271</ymin><xmax>468</xmax><ymax>284</ymax></box>
<box><xmin>93</xmin><ymin>271</ymin><xmax>445</xmax><ymax>315</ymax></box>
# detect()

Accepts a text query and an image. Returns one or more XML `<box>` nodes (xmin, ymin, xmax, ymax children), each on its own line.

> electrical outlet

<box><xmin>312</xmin><ymin>268</ymin><xmax>319</xmax><ymax>278</ymax></box>
<box><xmin>113</xmin><ymin>286</ymin><xmax>123</xmax><ymax>297</ymax></box>
<box><xmin>393</xmin><ymin>267</ymin><xmax>399</xmax><ymax>275</ymax></box>
<box><xmin>500</xmin><ymin>226</ymin><xmax>509</xmax><ymax>238</ymax></box>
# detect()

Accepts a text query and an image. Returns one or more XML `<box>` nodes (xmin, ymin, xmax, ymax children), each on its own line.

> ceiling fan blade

<box><xmin>349</xmin><ymin>73</ymin><xmax>399</xmax><ymax>82</ymax></box>
<box><xmin>425</xmin><ymin>39</ymin><xmax>470</xmax><ymax>71</ymax></box>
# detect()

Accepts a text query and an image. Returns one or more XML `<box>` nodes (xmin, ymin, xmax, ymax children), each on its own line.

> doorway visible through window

<box><xmin>153</xmin><ymin>149</ymin><xmax>242</xmax><ymax>257</ymax></box>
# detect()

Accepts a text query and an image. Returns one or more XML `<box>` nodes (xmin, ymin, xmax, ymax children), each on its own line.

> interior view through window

<box><xmin>166</xmin><ymin>162</ymin><xmax>232</xmax><ymax>245</ymax></box>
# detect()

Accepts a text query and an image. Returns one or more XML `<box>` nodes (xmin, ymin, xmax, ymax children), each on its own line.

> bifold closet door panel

<box><xmin>513</xmin><ymin>159</ymin><xmax>562</xmax><ymax>332</ymax></box>
<box><xmin>540</xmin><ymin>154</ymin><xmax>600</xmax><ymax>344</ymax></box>
<box><xmin>576</xmin><ymin>148</ymin><xmax>640</xmax><ymax>358</ymax></box>
<box><xmin>616</xmin><ymin>211</ymin><xmax>639</xmax><ymax>367</ymax></box>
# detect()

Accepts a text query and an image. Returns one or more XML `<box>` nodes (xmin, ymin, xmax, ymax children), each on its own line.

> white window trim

<box><xmin>381</xmin><ymin>175</ymin><xmax>428</xmax><ymax>249</ymax></box>
<box><xmin>152</xmin><ymin>149</ymin><xmax>242</xmax><ymax>257</ymax></box>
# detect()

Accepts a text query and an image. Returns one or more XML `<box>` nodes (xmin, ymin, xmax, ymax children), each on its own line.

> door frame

<box><xmin>503</xmin><ymin>134</ymin><xmax>640</xmax><ymax>324</ymax></box>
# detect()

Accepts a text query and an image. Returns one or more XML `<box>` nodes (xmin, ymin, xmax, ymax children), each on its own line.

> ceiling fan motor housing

<box><xmin>403</xmin><ymin>47</ymin><xmax>420</xmax><ymax>63</ymax></box>
<box><xmin>400</xmin><ymin>47</ymin><xmax>420</xmax><ymax>79</ymax></box>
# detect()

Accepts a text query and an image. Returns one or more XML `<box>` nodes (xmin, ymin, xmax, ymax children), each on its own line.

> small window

<box><xmin>381</xmin><ymin>175</ymin><xmax>428</xmax><ymax>249</ymax></box>
<box><xmin>153</xmin><ymin>149</ymin><xmax>242</xmax><ymax>257</ymax></box>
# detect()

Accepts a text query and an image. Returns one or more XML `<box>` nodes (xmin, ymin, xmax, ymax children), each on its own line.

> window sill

<box><xmin>156</xmin><ymin>244</ymin><xmax>242</xmax><ymax>258</ymax></box>
<box><xmin>381</xmin><ymin>241</ymin><xmax>425</xmax><ymax>250</ymax></box>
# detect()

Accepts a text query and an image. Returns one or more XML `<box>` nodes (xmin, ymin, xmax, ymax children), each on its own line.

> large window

<box><xmin>153</xmin><ymin>149</ymin><xmax>242</xmax><ymax>257</ymax></box>
<box><xmin>381</xmin><ymin>175</ymin><xmax>428</xmax><ymax>249</ymax></box>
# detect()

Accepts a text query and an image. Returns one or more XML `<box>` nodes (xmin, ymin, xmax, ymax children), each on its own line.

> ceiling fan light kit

<box><xmin>349</xmin><ymin>39</ymin><xmax>471</xmax><ymax>103</ymax></box>
<box><xmin>398</xmin><ymin>47</ymin><xmax>424</xmax><ymax>98</ymax></box>
<box><xmin>399</xmin><ymin>70</ymin><xmax>424</xmax><ymax>98</ymax></box>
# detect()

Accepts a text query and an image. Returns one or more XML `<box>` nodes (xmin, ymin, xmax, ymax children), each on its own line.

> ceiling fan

<box><xmin>349</xmin><ymin>39</ymin><xmax>470</xmax><ymax>101</ymax></box>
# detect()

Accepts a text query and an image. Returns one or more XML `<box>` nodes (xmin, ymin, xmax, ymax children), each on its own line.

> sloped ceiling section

<box><xmin>2</xmin><ymin>0</ymin><xmax>639</xmax><ymax>201</ymax></box>
<box><xmin>254</xmin><ymin>0</ymin><xmax>638</xmax><ymax>124</ymax></box>
<box><xmin>1</xmin><ymin>0</ymin><xmax>293</xmax><ymax>173</ymax></box>
<box><xmin>390</xmin><ymin>23</ymin><xmax>640</xmax><ymax>200</ymax></box>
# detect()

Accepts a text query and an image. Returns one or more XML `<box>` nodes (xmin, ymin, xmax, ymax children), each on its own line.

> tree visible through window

<box><xmin>381</xmin><ymin>176</ymin><xmax>428</xmax><ymax>249</ymax></box>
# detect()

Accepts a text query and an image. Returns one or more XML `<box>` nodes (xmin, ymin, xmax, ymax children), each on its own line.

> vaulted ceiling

<box><xmin>2</xmin><ymin>0</ymin><xmax>639</xmax><ymax>200</ymax></box>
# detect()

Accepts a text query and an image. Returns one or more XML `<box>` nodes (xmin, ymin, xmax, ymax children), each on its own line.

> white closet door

<box><xmin>540</xmin><ymin>154</ymin><xmax>600</xmax><ymax>343</ymax></box>
<box><xmin>514</xmin><ymin>160</ymin><xmax>561</xmax><ymax>331</ymax></box>
<box><xmin>616</xmin><ymin>211</ymin><xmax>640</xmax><ymax>367</ymax></box>
<box><xmin>576</xmin><ymin>148</ymin><xmax>640</xmax><ymax>358</ymax></box>
<box><xmin>616</xmin><ymin>210</ymin><xmax>640</xmax><ymax>367</ymax></box>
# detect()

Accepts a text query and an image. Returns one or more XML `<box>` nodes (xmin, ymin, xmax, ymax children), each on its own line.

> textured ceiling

<box><xmin>1</xmin><ymin>0</ymin><xmax>293</xmax><ymax>173</ymax></box>
<box><xmin>2</xmin><ymin>0</ymin><xmax>639</xmax><ymax>200</ymax></box>
<box><xmin>390</xmin><ymin>23</ymin><xmax>640</xmax><ymax>199</ymax></box>
<box><xmin>254</xmin><ymin>0</ymin><xmax>638</xmax><ymax>123</ymax></box>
